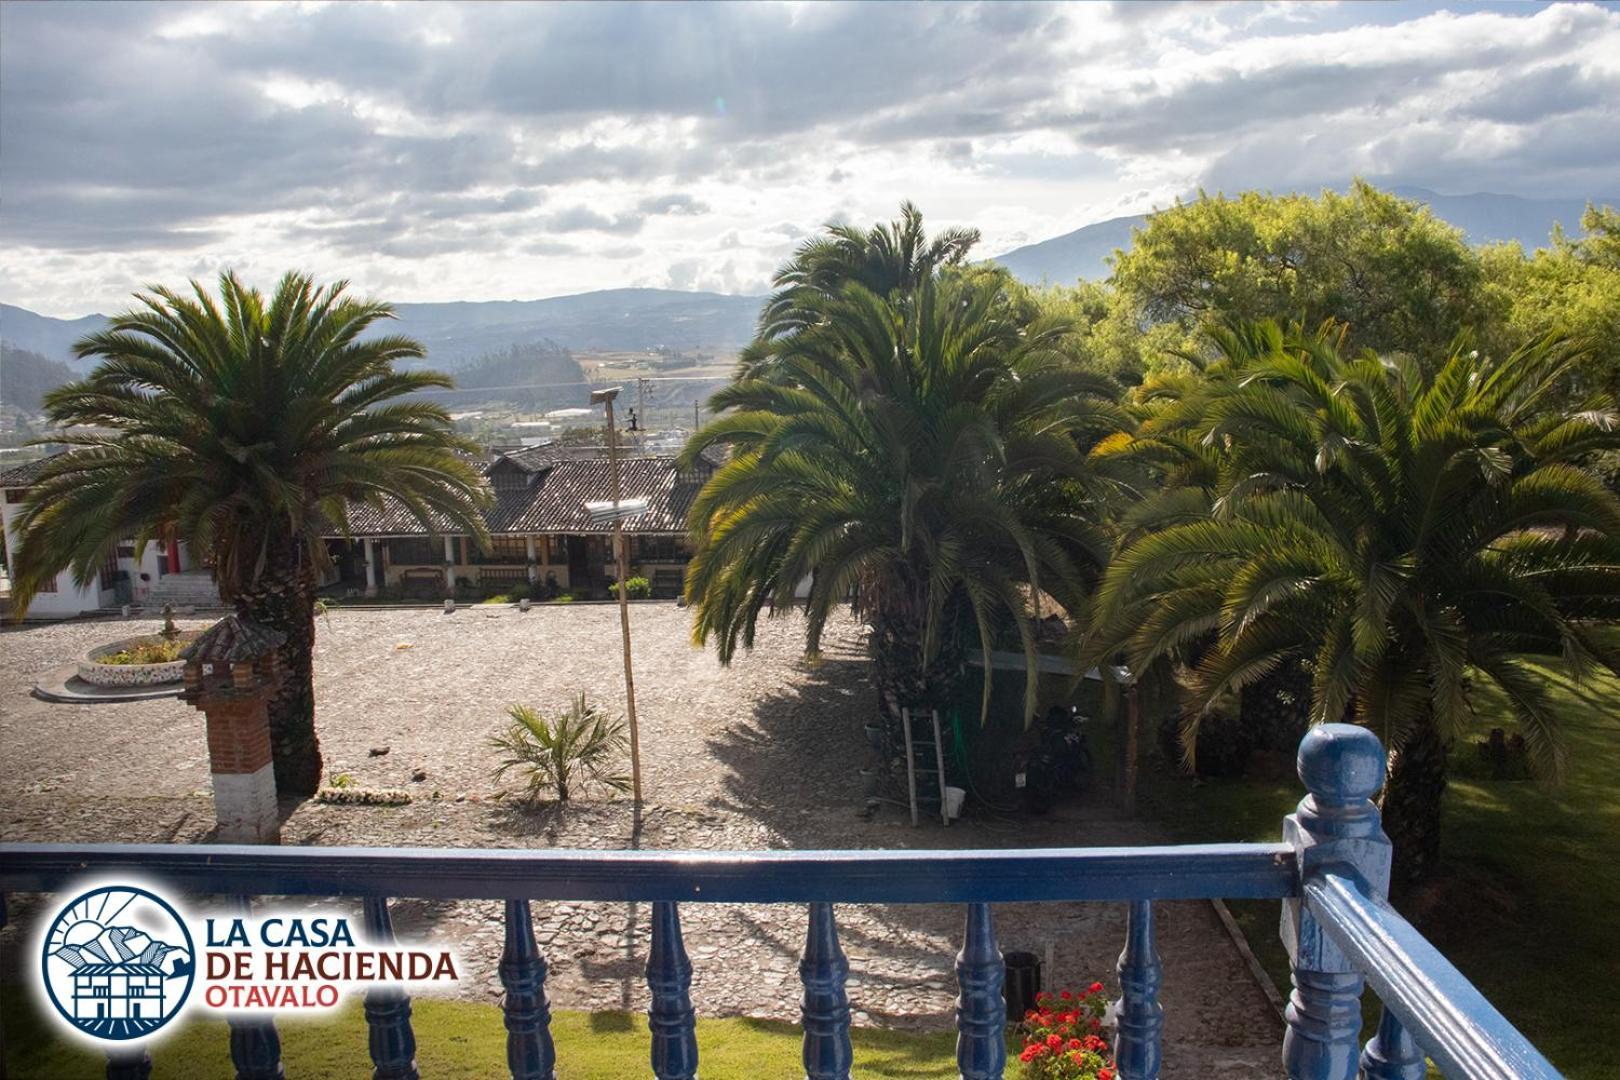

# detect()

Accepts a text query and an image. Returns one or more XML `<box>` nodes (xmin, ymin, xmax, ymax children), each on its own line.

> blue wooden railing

<box><xmin>0</xmin><ymin>725</ymin><xmax>1561</xmax><ymax>1079</ymax></box>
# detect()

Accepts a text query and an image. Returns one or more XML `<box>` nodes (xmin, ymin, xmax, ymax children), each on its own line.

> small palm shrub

<box><xmin>489</xmin><ymin>694</ymin><xmax>631</xmax><ymax>803</ymax></box>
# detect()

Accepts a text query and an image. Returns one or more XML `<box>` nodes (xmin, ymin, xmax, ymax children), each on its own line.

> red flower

<box><xmin>1099</xmin><ymin>1070</ymin><xmax>1114</xmax><ymax>1080</ymax></box>
<box><xmin>1060</xmin><ymin>989</ymin><xmax>1074</xmax><ymax>1001</ymax></box>
<box><xmin>1067</xmin><ymin>1038</ymin><xmax>1084</xmax><ymax>1051</ymax></box>
<box><xmin>1088</xmin><ymin>981</ymin><xmax>1104</xmax><ymax>995</ymax></box>
<box><xmin>1019</xmin><ymin>1044</ymin><xmax>1040</xmax><ymax>1063</ymax></box>
<box><xmin>1046</xmin><ymin>1033</ymin><xmax>1064</xmax><ymax>1050</ymax></box>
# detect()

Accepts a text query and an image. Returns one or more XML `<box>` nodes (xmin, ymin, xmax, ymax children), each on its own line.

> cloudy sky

<box><xmin>2</xmin><ymin>0</ymin><xmax>1618</xmax><ymax>316</ymax></box>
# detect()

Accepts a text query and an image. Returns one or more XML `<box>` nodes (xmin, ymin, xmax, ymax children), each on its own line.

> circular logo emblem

<box><xmin>41</xmin><ymin>886</ymin><xmax>195</xmax><ymax>1041</ymax></box>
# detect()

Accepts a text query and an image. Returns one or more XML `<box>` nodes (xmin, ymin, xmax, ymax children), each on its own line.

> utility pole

<box><xmin>591</xmin><ymin>385</ymin><xmax>642</xmax><ymax>803</ymax></box>
<box><xmin>636</xmin><ymin>377</ymin><xmax>650</xmax><ymax>452</ymax></box>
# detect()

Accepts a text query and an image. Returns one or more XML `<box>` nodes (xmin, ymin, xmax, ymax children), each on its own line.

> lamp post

<box><xmin>590</xmin><ymin>386</ymin><xmax>644</xmax><ymax>803</ymax></box>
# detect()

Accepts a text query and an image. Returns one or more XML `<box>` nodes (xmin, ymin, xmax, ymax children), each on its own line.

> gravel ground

<box><xmin>0</xmin><ymin>606</ymin><xmax>1284</xmax><ymax>1075</ymax></box>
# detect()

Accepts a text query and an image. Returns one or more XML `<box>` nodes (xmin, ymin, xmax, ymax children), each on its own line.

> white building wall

<box><xmin>1</xmin><ymin>485</ymin><xmax>106</xmax><ymax>617</ymax></box>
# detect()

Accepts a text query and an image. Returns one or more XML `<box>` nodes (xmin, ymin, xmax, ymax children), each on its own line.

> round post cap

<box><xmin>1297</xmin><ymin>723</ymin><xmax>1385</xmax><ymax>805</ymax></box>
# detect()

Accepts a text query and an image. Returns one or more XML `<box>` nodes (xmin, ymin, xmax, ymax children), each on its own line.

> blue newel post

<box><xmin>800</xmin><ymin>902</ymin><xmax>854</xmax><ymax>1080</ymax></box>
<box><xmin>1281</xmin><ymin>724</ymin><xmax>1393</xmax><ymax>1080</ymax></box>
<box><xmin>227</xmin><ymin>896</ymin><xmax>285</xmax><ymax>1080</ymax></box>
<box><xmin>500</xmin><ymin>898</ymin><xmax>557</xmax><ymax>1080</ymax></box>
<box><xmin>1360</xmin><ymin>1006</ymin><xmax>1427</xmax><ymax>1080</ymax></box>
<box><xmin>362</xmin><ymin>897</ymin><xmax>420</xmax><ymax>1080</ymax></box>
<box><xmin>955</xmin><ymin>903</ymin><xmax>1007</xmax><ymax>1080</ymax></box>
<box><xmin>1114</xmin><ymin>900</ymin><xmax>1164</xmax><ymax>1079</ymax></box>
<box><xmin>647</xmin><ymin>901</ymin><xmax>699</xmax><ymax>1080</ymax></box>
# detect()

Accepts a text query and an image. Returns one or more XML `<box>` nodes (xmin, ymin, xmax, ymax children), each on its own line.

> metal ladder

<box><xmin>902</xmin><ymin>707</ymin><xmax>951</xmax><ymax>827</ymax></box>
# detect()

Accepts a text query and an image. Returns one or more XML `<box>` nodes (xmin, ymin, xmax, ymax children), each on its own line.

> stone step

<box><xmin>147</xmin><ymin>572</ymin><xmax>223</xmax><ymax>606</ymax></box>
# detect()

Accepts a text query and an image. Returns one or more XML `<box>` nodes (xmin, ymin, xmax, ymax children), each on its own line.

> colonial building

<box><xmin>325</xmin><ymin>443</ymin><xmax>715</xmax><ymax>599</ymax></box>
<box><xmin>0</xmin><ymin>456</ymin><xmax>208</xmax><ymax>618</ymax></box>
<box><xmin>1</xmin><ymin>443</ymin><xmax>714</xmax><ymax>614</ymax></box>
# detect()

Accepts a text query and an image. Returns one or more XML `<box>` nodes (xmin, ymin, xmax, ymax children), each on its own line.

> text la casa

<box><xmin>206</xmin><ymin>916</ymin><xmax>357</xmax><ymax>948</ymax></box>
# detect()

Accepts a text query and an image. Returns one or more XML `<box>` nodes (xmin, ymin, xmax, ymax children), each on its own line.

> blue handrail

<box><xmin>1306</xmin><ymin>871</ymin><xmax>1560</xmax><ymax>1080</ymax></box>
<box><xmin>0</xmin><ymin>724</ymin><xmax>1566</xmax><ymax>1080</ymax></box>
<box><xmin>0</xmin><ymin>841</ymin><xmax>1298</xmax><ymax>903</ymax></box>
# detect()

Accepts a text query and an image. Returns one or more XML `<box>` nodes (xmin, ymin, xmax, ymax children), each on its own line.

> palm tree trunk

<box><xmin>1381</xmin><ymin>720</ymin><xmax>1448</xmax><ymax>892</ymax></box>
<box><xmin>235</xmin><ymin>537</ymin><xmax>323</xmax><ymax>798</ymax></box>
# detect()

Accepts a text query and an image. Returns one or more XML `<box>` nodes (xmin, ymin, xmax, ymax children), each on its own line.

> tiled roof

<box><xmin>182</xmin><ymin>614</ymin><xmax>287</xmax><ymax>662</ymax></box>
<box><xmin>0</xmin><ymin>454</ymin><xmax>58</xmax><ymax>487</ymax></box>
<box><xmin>500</xmin><ymin>443</ymin><xmax>567</xmax><ymax>473</ymax></box>
<box><xmin>338</xmin><ymin>455</ymin><xmax>704</xmax><ymax>536</ymax></box>
<box><xmin>3</xmin><ymin>449</ymin><xmax>705</xmax><ymax>537</ymax></box>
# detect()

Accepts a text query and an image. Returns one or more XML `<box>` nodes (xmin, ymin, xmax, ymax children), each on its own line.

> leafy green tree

<box><xmin>1480</xmin><ymin>203</ymin><xmax>1620</xmax><ymax>404</ymax></box>
<box><xmin>1105</xmin><ymin>181</ymin><xmax>1489</xmax><ymax>370</ymax></box>
<box><xmin>1090</xmin><ymin>321</ymin><xmax>1620</xmax><ymax>885</ymax></box>
<box><xmin>684</xmin><ymin>269</ymin><xmax>1127</xmax><ymax>722</ymax></box>
<box><xmin>10</xmin><ymin>272</ymin><xmax>490</xmax><ymax>795</ymax></box>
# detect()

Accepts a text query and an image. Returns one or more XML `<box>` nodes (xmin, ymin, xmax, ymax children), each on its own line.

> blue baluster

<box><xmin>105</xmin><ymin>1046</ymin><xmax>152</xmax><ymax>1080</ymax></box>
<box><xmin>955</xmin><ymin>902</ymin><xmax>1006</xmax><ymax>1080</ymax></box>
<box><xmin>500</xmin><ymin>898</ymin><xmax>557</xmax><ymax>1080</ymax></box>
<box><xmin>1280</xmin><ymin>724</ymin><xmax>1390</xmax><ymax>1080</ymax></box>
<box><xmin>363</xmin><ymin>897</ymin><xmax>420</xmax><ymax>1080</ymax></box>
<box><xmin>800</xmin><ymin>902</ymin><xmax>853</xmax><ymax>1080</ymax></box>
<box><xmin>1114</xmin><ymin>900</ymin><xmax>1164</xmax><ymax>1080</ymax></box>
<box><xmin>647</xmin><ymin>900</ymin><xmax>698</xmax><ymax>1080</ymax></box>
<box><xmin>227</xmin><ymin>897</ymin><xmax>284</xmax><ymax>1080</ymax></box>
<box><xmin>1360</xmin><ymin>1006</ymin><xmax>1426</xmax><ymax>1080</ymax></box>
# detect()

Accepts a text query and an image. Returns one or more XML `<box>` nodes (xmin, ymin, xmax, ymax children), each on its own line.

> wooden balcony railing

<box><xmin>0</xmin><ymin>725</ymin><xmax>1561</xmax><ymax>1079</ymax></box>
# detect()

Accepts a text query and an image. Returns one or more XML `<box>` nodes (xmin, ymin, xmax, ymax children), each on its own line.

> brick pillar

<box><xmin>181</xmin><ymin>630</ymin><xmax>284</xmax><ymax>844</ymax></box>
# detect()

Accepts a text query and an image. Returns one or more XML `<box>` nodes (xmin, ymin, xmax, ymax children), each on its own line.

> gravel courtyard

<box><xmin>1</xmin><ymin>605</ymin><xmax>1283</xmax><ymax>1075</ymax></box>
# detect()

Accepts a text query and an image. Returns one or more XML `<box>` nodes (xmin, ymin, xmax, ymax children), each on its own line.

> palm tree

<box><xmin>490</xmin><ymin>695</ymin><xmax>631</xmax><ymax>803</ymax></box>
<box><xmin>1090</xmin><ymin>319</ymin><xmax>1328</xmax><ymax>758</ymax></box>
<box><xmin>1090</xmin><ymin>320</ymin><xmax>1620</xmax><ymax>885</ymax></box>
<box><xmin>10</xmin><ymin>271</ymin><xmax>490</xmax><ymax>795</ymax></box>
<box><xmin>736</xmin><ymin>201</ymin><xmax>981</xmax><ymax>379</ymax></box>
<box><xmin>683</xmin><ymin>268</ymin><xmax>1127</xmax><ymax>723</ymax></box>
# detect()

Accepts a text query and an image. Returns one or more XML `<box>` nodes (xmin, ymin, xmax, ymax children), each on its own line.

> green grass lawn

<box><xmin>1135</xmin><ymin>661</ymin><xmax>1620</xmax><ymax>1079</ymax></box>
<box><xmin>2</xmin><ymin>990</ymin><xmax>960</xmax><ymax>1079</ymax></box>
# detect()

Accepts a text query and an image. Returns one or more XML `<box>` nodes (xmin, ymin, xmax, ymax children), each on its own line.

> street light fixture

<box><xmin>589</xmin><ymin>386</ymin><xmax>644</xmax><ymax>802</ymax></box>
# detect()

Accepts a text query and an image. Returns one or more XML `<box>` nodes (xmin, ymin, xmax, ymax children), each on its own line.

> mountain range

<box><xmin>0</xmin><ymin>287</ymin><xmax>763</xmax><ymax>372</ymax></box>
<box><xmin>3</xmin><ymin>189</ymin><xmax>1613</xmax><ymax>397</ymax></box>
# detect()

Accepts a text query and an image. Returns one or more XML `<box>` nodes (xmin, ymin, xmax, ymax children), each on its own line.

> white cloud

<box><xmin>0</xmin><ymin>1</ymin><xmax>1617</xmax><ymax>315</ymax></box>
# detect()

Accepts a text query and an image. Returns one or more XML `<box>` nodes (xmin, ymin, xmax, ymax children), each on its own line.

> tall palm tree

<box><xmin>1090</xmin><ymin>320</ymin><xmax>1620</xmax><ymax>885</ymax></box>
<box><xmin>736</xmin><ymin>202</ymin><xmax>981</xmax><ymax>379</ymax></box>
<box><xmin>1090</xmin><ymin>319</ymin><xmax>1332</xmax><ymax>757</ymax></box>
<box><xmin>683</xmin><ymin>269</ymin><xmax>1127</xmax><ymax>722</ymax></box>
<box><xmin>10</xmin><ymin>271</ymin><xmax>490</xmax><ymax>795</ymax></box>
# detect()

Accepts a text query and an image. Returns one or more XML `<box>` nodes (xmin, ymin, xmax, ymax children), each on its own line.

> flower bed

<box><xmin>1017</xmin><ymin>985</ymin><xmax>1116</xmax><ymax>1080</ymax></box>
<box><xmin>77</xmin><ymin>633</ymin><xmax>198</xmax><ymax>688</ymax></box>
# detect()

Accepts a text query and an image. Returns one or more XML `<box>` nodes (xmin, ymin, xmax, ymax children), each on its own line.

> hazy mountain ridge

<box><xmin>5</xmin><ymin>189</ymin><xmax>1614</xmax><ymax>382</ymax></box>
<box><xmin>1</xmin><ymin>287</ymin><xmax>764</xmax><ymax>369</ymax></box>
<box><xmin>991</xmin><ymin>188</ymin><xmax>1619</xmax><ymax>286</ymax></box>
<box><xmin>0</xmin><ymin>345</ymin><xmax>74</xmax><ymax>412</ymax></box>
